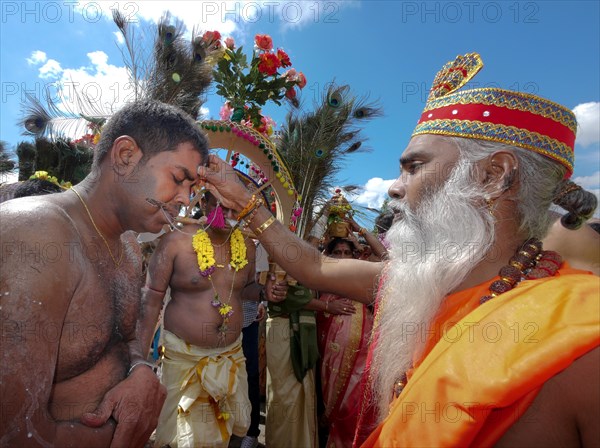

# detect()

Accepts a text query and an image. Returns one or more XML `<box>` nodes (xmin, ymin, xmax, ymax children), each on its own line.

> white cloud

<box><xmin>57</xmin><ymin>51</ymin><xmax>130</xmax><ymax>112</ymax></box>
<box><xmin>573</xmin><ymin>102</ymin><xmax>600</xmax><ymax>147</ymax></box>
<box><xmin>572</xmin><ymin>171</ymin><xmax>600</xmax><ymax>218</ymax></box>
<box><xmin>113</xmin><ymin>31</ymin><xmax>125</xmax><ymax>44</ymax></box>
<box><xmin>76</xmin><ymin>1</ymin><xmax>354</xmax><ymax>37</ymax></box>
<box><xmin>33</xmin><ymin>51</ymin><xmax>130</xmax><ymax>138</ymax></box>
<box><xmin>573</xmin><ymin>170</ymin><xmax>600</xmax><ymax>190</ymax></box>
<box><xmin>199</xmin><ymin>106</ymin><xmax>210</xmax><ymax>119</ymax></box>
<box><xmin>26</xmin><ymin>50</ymin><xmax>47</xmax><ymax>65</ymax></box>
<box><xmin>354</xmin><ymin>177</ymin><xmax>394</xmax><ymax>209</ymax></box>
<box><xmin>38</xmin><ymin>59</ymin><xmax>63</xmax><ymax>79</ymax></box>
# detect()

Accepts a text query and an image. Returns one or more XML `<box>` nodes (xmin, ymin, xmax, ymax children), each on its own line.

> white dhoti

<box><xmin>155</xmin><ymin>330</ymin><xmax>250</xmax><ymax>448</ymax></box>
<box><xmin>266</xmin><ymin>316</ymin><xmax>317</xmax><ymax>448</ymax></box>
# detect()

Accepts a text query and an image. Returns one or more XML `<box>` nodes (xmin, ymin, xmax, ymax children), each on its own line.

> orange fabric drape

<box><xmin>363</xmin><ymin>267</ymin><xmax>599</xmax><ymax>447</ymax></box>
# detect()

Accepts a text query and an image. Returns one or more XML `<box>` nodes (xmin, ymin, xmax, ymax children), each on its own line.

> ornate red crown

<box><xmin>413</xmin><ymin>53</ymin><xmax>577</xmax><ymax>176</ymax></box>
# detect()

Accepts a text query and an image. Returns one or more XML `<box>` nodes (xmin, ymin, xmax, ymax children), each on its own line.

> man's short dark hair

<box><xmin>13</xmin><ymin>179</ymin><xmax>63</xmax><ymax>198</ymax></box>
<box><xmin>93</xmin><ymin>100</ymin><xmax>208</xmax><ymax>167</ymax></box>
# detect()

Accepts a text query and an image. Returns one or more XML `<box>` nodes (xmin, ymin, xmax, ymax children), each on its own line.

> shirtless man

<box><xmin>1</xmin><ymin>100</ymin><xmax>207</xmax><ymax>447</ymax></box>
<box><xmin>140</xmin><ymin>191</ymin><xmax>286</xmax><ymax>447</ymax></box>
<box><xmin>200</xmin><ymin>53</ymin><xmax>599</xmax><ymax>447</ymax></box>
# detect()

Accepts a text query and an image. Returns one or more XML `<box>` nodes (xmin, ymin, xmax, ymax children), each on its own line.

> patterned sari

<box><xmin>317</xmin><ymin>293</ymin><xmax>374</xmax><ymax>448</ymax></box>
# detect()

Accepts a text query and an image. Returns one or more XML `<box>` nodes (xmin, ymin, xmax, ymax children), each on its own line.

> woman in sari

<box><xmin>317</xmin><ymin>238</ymin><xmax>374</xmax><ymax>447</ymax></box>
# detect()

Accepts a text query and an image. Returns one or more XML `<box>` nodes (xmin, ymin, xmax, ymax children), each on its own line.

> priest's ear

<box><xmin>480</xmin><ymin>150</ymin><xmax>519</xmax><ymax>199</ymax></box>
<box><xmin>110</xmin><ymin>135</ymin><xmax>144</xmax><ymax>177</ymax></box>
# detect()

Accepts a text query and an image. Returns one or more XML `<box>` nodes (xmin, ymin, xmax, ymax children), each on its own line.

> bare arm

<box><xmin>0</xmin><ymin>205</ymin><xmax>115</xmax><ymax>446</ymax></box>
<box><xmin>304</xmin><ymin>298</ymin><xmax>356</xmax><ymax>315</ymax></box>
<box><xmin>138</xmin><ymin>233</ymin><xmax>176</xmax><ymax>357</ymax></box>
<box><xmin>198</xmin><ymin>155</ymin><xmax>382</xmax><ymax>304</ymax></box>
<box><xmin>347</xmin><ymin>216</ymin><xmax>388</xmax><ymax>259</ymax></box>
<box><xmin>543</xmin><ymin>219</ymin><xmax>600</xmax><ymax>275</ymax></box>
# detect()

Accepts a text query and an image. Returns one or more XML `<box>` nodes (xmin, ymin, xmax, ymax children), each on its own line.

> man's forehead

<box><xmin>334</xmin><ymin>242</ymin><xmax>353</xmax><ymax>251</ymax></box>
<box><xmin>169</xmin><ymin>143</ymin><xmax>203</xmax><ymax>177</ymax></box>
<box><xmin>400</xmin><ymin>135</ymin><xmax>458</xmax><ymax>161</ymax></box>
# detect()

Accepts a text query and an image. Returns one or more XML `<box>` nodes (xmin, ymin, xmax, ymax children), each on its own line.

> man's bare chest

<box><xmin>55</xmin><ymin>263</ymin><xmax>142</xmax><ymax>382</ymax></box>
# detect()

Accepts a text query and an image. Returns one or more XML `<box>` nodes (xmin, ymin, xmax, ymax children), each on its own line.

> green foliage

<box><xmin>0</xmin><ymin>141</ymin><xmax>15</xmax><ymax>174</ymax></box>
<box><xmin>212</xmin><ymin>39</ymin><xmax>301</xmax><ymax>126</ymax></box>
<box><xmin>16</xmin><ymin>138</ymin><xmax>92</xmax><ymax>184</ymax></box>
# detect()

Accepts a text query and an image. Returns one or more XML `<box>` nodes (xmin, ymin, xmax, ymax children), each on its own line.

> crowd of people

<box><xmin>1</xmin><ymin>52</ymin><xmax>599</xmax><ymax>448</ymax></box>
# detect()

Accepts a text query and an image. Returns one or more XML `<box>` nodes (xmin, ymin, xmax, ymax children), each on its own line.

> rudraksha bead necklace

<box><xmin>480</xmin><ymin>238</ymin><xmax>562</xmax><ymax>304</ymax></box>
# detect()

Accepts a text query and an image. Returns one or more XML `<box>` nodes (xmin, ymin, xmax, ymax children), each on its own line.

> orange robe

<box><xmin>363</xmin><ymin>266</ymin><xmax>599</xmax><ymax>447</ymax></box>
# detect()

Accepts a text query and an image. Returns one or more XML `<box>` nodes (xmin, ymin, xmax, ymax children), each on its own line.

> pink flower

<box><xmin>219</xmin><ymin>102</ymin><xmax>233</xmax><ymax>120</ymax></box>
<box><xmin>296</xmin><ymin>71</ymin><xmax>307</xmax><ymax>89</ymax></box>
<box><xmin>224</xmin><ymin>37</ymin><xmax>235</xmax><ymax>50</ymax></box>
<box><xmin>277</xmin><ymin>48</ymin><xmax>291</xmax><ymax>67</ymax></box>
<box><xmin>258</xmin><ymin>52</ymin><xmax>281</xmax><ymax>76</ymax></box>
<box><xmin>284</xmin><ymin>68</ymin><xmax>297</xmax><ymax>81</ymax></box>
<box><xmin>254</xmin><ymin>34</ymin><xmax>273</xmax><ymax>51</ymax></box>
<box><xmin>257</xmin><ymin>115</ymin><xmax>276</xmax><ymax>136</ymax></box>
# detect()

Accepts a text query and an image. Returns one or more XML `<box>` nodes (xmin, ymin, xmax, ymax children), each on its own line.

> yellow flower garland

<box><xmin>192</xmin><ymin>227</ymin><xmax>248</xmax><ymax>341</ymax></box>
<box><xmin>229</xmin><ymin>228</ymin><xmax>248</xmax><ymax>271</ymax></box>
<box><xmin>192</xmin><ymin>228</ymin><xmax>248</xmax><ymax>275</ymax></box>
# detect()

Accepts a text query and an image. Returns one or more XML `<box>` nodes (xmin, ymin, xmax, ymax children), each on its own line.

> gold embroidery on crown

<box><xmin>413</xmin><ymin>119</ymin><xmax>574</xmax><ymax>172</ymax></box>
<box><xmin>428</xmin><ymin>53</ymin><xmax>483</xmax><ymax>101</ymax></box>
<box><xmin>423</xmin><ymin>88</ymin><xmax>577</xmax><ymax>133</ymax></box>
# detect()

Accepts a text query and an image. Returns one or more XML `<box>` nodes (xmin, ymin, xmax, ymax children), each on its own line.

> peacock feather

<box><xmin>21</xmin><ymin>10</ymin><xmax>216</xmax><ymax>141</ymax></box>
<box><xmin>276</xmin><ymin>84</ymin><xmax>382</xmax><ymax>240</ymax></box>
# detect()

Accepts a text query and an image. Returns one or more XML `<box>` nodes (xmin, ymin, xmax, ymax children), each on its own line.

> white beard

<box><xmin>370</xmin><ymin>159</ymin><xmax>496</xmax><ymax>421</ymax></box>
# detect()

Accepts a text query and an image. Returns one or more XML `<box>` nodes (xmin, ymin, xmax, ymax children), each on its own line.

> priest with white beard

<box><xmin>198</xmin><ymin>53</ymin><xmax>599</xmax><ymax>448</ymax></box>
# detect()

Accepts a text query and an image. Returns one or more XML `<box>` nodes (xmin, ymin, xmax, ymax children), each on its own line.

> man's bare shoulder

<box><xmin>156</xmin><ymin>225</ymin><xmax>195</xmax><ymax>250</ymax></box>
<box><xmin>148</xmin><ymin>226</ymin><xmax>196</xmax><ymax>266</ymax></box>
<box><xmin>1</xmin><ymin>195</ymin><xmax>77</xmax><ymax>237</ymax></box>
<box><xmin>557</xmin><ymin>346</ymin><xmax>600</xmax><ymax>446</ymax></box>
<box><xmin>1</xmin><ymin>195</ymin><xmax>82</xmax><ymax>255</ymax></box>
<box><xmin>497</xmin><ymin>346</ymin><xmax>599</xmax><ymax>447</ymax></box>
<box><xmin>1</xmin><ymin>196</ymin><xmax>83</xmax><ymax>284</ymax></box>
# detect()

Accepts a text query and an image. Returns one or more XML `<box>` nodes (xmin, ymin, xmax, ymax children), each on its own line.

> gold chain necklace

<box><xmin>71</xmin><ymin>187</ymin><xmax>124</xmax><ymax>267</ymax></box>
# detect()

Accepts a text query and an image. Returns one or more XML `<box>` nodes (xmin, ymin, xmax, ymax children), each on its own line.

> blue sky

<box><xmin>1</xmin><ymin>1</ymin><xmax>599</xmax><ymax>211</ymax></box>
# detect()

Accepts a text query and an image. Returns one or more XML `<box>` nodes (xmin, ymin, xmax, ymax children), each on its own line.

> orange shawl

<box><xmin>363</xmin><ymin>266</ymin><xmax>599</xmax><ymax>447</ymax></box>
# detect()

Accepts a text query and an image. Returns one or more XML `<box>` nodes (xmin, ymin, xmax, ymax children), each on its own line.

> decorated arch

<box><xmin>197</xmin><ymin>119</ymin><xmax>302</xmax><ymax>233</ymax></box>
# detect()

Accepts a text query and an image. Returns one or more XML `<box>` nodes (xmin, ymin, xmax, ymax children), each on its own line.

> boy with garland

<box><xmin>139</xmin><ymin>191</ymin><xmax>287</xmax><ymax>447</ymax></box>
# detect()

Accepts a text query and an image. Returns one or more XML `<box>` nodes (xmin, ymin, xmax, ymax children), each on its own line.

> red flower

<box><xmin>255</xmin><ymin>34</ymin><xmax>273</xmax><ymax>51</ymax></box>
<box><xmin>285</xmin><ymin>87</ymin><xmax>297</xmax><ymax>99</ymax></box>
<box><xmin>258</xmin><ymin>52</ymin><xmax>281</xmax><ymax>76</ymax></box>
<box><xmin>277</xmin><ymin>48</ymin><xmax>291</xmax><ymax>67</ymax></box>
<box><xmin>296</xmin><ymin>71</ymin><xmax>307</xmax><ymax>89</ymax></box>
<box><xmin>202</xmin><ymin>30</ymin><xmax>221</xmax><ymax>43</ymax></box>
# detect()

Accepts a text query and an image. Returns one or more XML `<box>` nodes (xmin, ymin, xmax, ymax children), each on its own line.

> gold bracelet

<box><xmin>254</xmin><ymin>216</ymin><xmax>276</xmax><ymax>235</ymax></box>
<box><xmin>242</xmin><ymin>199</ymin><xmax>264</xmax><ymax>229</ymax></box>
<box><xmin>358</xmin><ymin>227</ymin><xmax>367</xmax><ymax>236</ymax></box>
<box><xmin>237</xmin><ymin>194</ymin><xmax>258</xmax><ymax>221</ymax></box>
